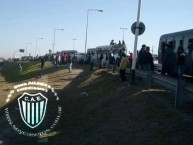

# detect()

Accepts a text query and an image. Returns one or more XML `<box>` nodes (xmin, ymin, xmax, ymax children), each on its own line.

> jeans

<box><xmin>68</xmin><ymin>63</ymin><xmax>72</xmax><ymax>72</ymax></box>
<box><xmin>178</xmin><ymin>65</ymin><xmax>185</xmax><ymax>80</ymax></box>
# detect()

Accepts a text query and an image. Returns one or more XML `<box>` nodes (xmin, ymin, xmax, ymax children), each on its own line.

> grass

<box><xmin>0</xmin><ymin>62</ymin><xmax>193</xmax><ymax>145</ymax></box>
<box><xmin>0</xmin><ymin>61</ymin><xmax>60</xmax><ymax>83</ymax></box>
<box><xmin>51</xmin><ymin>69</ymin><xmax>193</xmax><ymax>145</ymax></box>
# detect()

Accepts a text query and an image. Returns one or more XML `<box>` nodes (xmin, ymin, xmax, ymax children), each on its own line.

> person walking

<box><xmin>67</xmin><ymin>53</ymin><xmax>72</xmax><ymax>73</ymax></box>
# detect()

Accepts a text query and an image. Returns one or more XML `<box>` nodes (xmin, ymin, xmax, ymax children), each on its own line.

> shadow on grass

<box><xmin>0</xmin><ymin>62</ymin><xmax>123</xmax><ymax>145</ymax></box>
<box><xmin>1</xmin><ymin>63</ymin><xmax>193</xmax><ymax>145</ymax></box>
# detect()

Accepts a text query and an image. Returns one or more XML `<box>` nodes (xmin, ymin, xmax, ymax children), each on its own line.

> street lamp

<box><xmin>35</xmin><ymin>38</ymin><xmax>43</xmax><ymax>57</ymax></box>
<box><xmin>53</xmin><ymin>28</ymin><xmax>64</xmax><ymax>53</ymax></box>
<box><xmin>25</xmin><ymin>43</ymin><xmax>32</xmax><ymax>56</ymax></box>
<box><xmin>120</xmin><ymin>27</ymin><xmax>128</xmax><ymax>41</ymax></box>
<box><xmin>72</xmin><ymin>39</ymin><xmax>77</xmax><ymax>50</ymax></box>
<box><xmin>84</xmin><ymin>9</ymin><xmax>103</xmax><ymax>54</ymax></box>
<box><xmin>39</xmin><ymin>47</ymin><xmax>42</xmax><ymax>56</ymax></box>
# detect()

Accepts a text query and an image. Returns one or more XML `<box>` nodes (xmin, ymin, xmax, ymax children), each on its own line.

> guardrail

<box><xmin>134</xmin><ymin>69</ymin><xmax>193</xmax><ymax>108</ymax></box>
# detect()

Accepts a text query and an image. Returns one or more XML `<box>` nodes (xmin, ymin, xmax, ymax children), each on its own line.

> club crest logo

<box><xmin>4</xmin><ymin>81</ymin><xmax>62</xmax><ymax>137</ymax></box>
<box><xmin>18</xmin><ymin>93</ymin><xmax>48</xmax><ymax>129</ymax></box>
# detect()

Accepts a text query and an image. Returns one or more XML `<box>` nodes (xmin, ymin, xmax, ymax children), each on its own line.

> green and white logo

<box><xmin>18</xmin><ymin>92</ymin><xmax>48</xmax><ymax>129</ymax></box>
<box><xmin>5</xmin><ymin>81</ymin><xmax>62</xmax><ymax>137</ymax></box>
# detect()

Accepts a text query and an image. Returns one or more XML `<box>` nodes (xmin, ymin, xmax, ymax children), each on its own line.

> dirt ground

<box><xmin>0</xmin><ymin>62</ymin><xmax>193</xmax><ymax>145</ymax></box>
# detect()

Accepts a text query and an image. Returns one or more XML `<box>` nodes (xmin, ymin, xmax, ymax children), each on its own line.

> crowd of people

<box><xmin>50</xmin><ymin>53</ymin><xmax>77</xmax><ymax>67</ymax></box>
<box><xmin>161</xmin><ymin>42</ymin><xmax>193</xmax><ymax>79</ymax></box>
<box><xmin>94</xmin><ymin>48</ymin><xmax>132</xmax><ymax>82</ymax></box>
<box><xmin>39</xmin><ymin>52</ymin><xmax>75</xmax><ymax>73</ymax></box>
<box><xmin>39</xmin><ymin>42</ymin><xmax>193</xmax><ymax>81</ymax></box>
<box><xmin>39</xmin><ymin>46</ymin><xmax>149</xmax><ymax>82</ymax></box>
<box><xmin>137</xmin><ymin>44</ymin><xmax>154</xmax><ymax>71</ymax></box>
<box><xmin>39</xmin><ymin>48</ymin><xmax>131</xmax><ymax>82</ymax></box>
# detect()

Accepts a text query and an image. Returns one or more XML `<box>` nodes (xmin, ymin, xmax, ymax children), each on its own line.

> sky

<box><xmin>0</xmin><ymin>0</ymin><xmax>193</xmax><ymax>58</ymax></box>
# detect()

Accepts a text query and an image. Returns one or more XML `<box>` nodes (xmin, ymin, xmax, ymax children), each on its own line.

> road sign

<box><xmin>19</xmin><ymin>49</ymin><xmax>25</xmax><ymax>53</ymax></box>
<box><xmin>131</xmin><ymin>22</ymin><xmax>145</xmax><ymax>35</ymax></box>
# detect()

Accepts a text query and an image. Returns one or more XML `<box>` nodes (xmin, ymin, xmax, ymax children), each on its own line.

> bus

<box><xmin>158</xmin><ymin>29</ymin><xmax>193</xmax><ymax>75</ymax></box>
<box><xmin>87</xmin><ymin>43</ymin><xmax>126</xmax><ymax>63</ymax></box>
<box><xmin>60</xmin><ymin>50</ymin><xmax>78</xmax><ymax>55</ymax></box>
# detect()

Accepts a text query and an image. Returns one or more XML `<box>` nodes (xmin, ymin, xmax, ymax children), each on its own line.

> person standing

<box><xmin>144</xmin><ymin>46</ymin><xmax>154</xmax><ymax>71</ymax></box>
<box><xmin>40</xmin><ymin>56</ymin><xmax>45</xmax><ymax>70</ymax></box>
<box><xmin>67</xmin><ymin>53</ymin><xmax>72</xmax><ymax>73</ymax></box>
<box><xmin>137</xmin><ymin>44</ymin><xmax>146</xmax><ymax>70</ymax></box>
<box><xmin>108</xmin><ymin>52</ymin><xmax>115</xmax><ymax>72</ymax></box>
<box><xmin>185</xmin><ymin>43</ymin><xmax>193</xmax><ymax>75</ymax></box>
<box><xmin>58</xmin><ymin>54</ymin><xmax>61</xmax><ymax>65</ymax></box>
<box><xmin>115</xmin><ymin>55</ymin><xmax>120</xmax><ymax>72</ymax></box>
<box><xmin>161</xmin><ymin>43</ymin><xmax>176</xmax><ymax>76</ymax></box>
<box><xmin>177</xmin><ymin>45</ymin><xmax>185</xmax><ymax>79</ymax></box>
<box><xmin>119</xmin><ymin>53</ymin><xmax>128</xmax><ymax>82</ymax></box>
<box><xmin>128</xmin><ymin>52</ymin><xmax>133</xmax><ymax>67</ymax></box>
<box><xmin>99</xmin><ymin>53</ymin><xmax>103</xmax><ymax>69</ymax></box>
<box><xmin>51</xmin><ymin>54</ymin><xmax>55</xmax><ymax>67</ymax></box>
<box><xmin>90</xmin><ymin>53</ymin><xmax>94</xmax><ymax>71</ymax></box>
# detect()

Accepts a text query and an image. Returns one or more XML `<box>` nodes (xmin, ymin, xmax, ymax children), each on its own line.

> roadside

<box><xmin>0</xmin><ymin>62</ymin><xmax>193</xmax><ymax>145</ymax></box>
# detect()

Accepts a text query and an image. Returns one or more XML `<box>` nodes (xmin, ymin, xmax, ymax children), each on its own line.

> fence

<box><xmin>134</xmin><ymin>69</ymin><xmax>193</xmax><ymax>108</ymax></box>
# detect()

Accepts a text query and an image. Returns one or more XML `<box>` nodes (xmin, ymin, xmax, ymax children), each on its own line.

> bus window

<box><xmin>174</xmin><ymin>40</ymin><xmax>183</xmax><ymax>53</ymax></box>
<box><xmin>168</xmin><ymin>41</ymin><xmax>175</xmax><ymax>49</ymax></box>
<box><xmin>188</xmin><ymin>38</ymin><xmax>193</xmax><ymax>52</ymax></box>
<box><xmin>188</xmin><ymin>38</ymin><xmax>193</xmax><ymax>44</ymax></box>
<box><xmin>161</xmin><ymin>42</ymin><xmax>166</xmax><ymax>62</ymax></box>
<box><xmin>180</xmin><ymin>40</ymin><xmax>183</xmax><ymax>45</ymax></box>
<box><xmin>177</xmin><ymin>40</ymin><xmax>183</xmax><ymax>49</ymax></box>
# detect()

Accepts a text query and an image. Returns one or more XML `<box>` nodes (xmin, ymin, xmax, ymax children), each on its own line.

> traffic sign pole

<box><xmin>131</xmin><ymin>0</ymin><xmax>142</xmax><ymax>84</ymax></box>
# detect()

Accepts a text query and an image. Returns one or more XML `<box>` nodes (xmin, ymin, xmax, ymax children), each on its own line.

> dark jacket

<box><xmin>177</xmin><ymin>52</ymin><xmax>185</xmax><ymax>65</ymax></box>
<box><xmin>68</xmin><ymin>55</ymin><xmax>72</xmax><ymax>63</ymax></box>
<box><xmin>144</xmin><ymin>51</ymin><xmax>154</xmax><ymax>70</ymax></box>
<box><xmin>138</xmin><ymin>49</ymin><xmax>145</xmax><ymax>65</ymax></box>
<box><xmin>109</xmin><ymin>55</ymin><xmax>115</xmax><ymax>64</ymax></box>
<box><xmin>116</xmin><ymin>57</ymin><xmax>120</xmax><ymax>67</ymax></box>
<box><xmin>144</xmin><ymin>52</ymin><xmax>153</xmax><ymax>64</ymax></box>
<box><xmin>163</xmin><ymin>48</ymin><xmax>176</xmax><ymax>66</ymax></box>
<box><xmin>41</xmin><ymin>57</ymin><xmax>45</xmax><ymax>63</ymax></box>
<box><xmin>99</xmin><ymin>54</ymin><xmax>103</xmax><ymax>60</ymax></box>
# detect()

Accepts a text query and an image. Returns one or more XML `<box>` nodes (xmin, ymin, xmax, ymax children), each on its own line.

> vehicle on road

<box><xmin>158</xmin><ymin>29</ymin><xmax>193</xmax><ymax>75</ymax></box>
<box><xmin>75</xmin><ymin>53</ymin><xmax>86</xmax><ymax>63</ymax></box>
<box><xmin>87</xmin><ymin>43</ymin><xmax>127</xmax><ymax>63</ymax></box>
